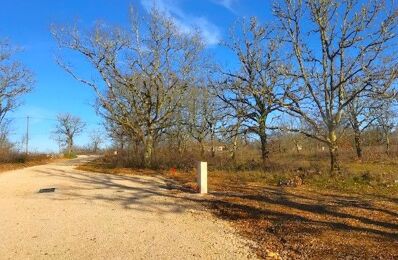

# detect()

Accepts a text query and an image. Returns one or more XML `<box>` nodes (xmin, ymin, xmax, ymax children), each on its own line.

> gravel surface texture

<box><xmin>0</xmin><ymin>156</ymin><xmax>256</xmax><ymax>259</ymax></box>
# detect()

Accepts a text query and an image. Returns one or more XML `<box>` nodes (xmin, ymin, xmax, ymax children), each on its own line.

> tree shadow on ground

<box><xmin>194</xmin><ymin>185</ymin><xmax>398</xmax><ymax>259</ymax></box>
<box><xmin>34</xmin><ymin>168</ymin><xmax>201</xmax><ymax>216</ymax></box>
<box><xmin>34</xmin><ymin>166</ymin><xmax>398</xmax><ymax>258</ymax></box>
<box><xmin>159</xmin><ymin>178</ymin><xmax>397</xmax><ymax>258</ymax></box>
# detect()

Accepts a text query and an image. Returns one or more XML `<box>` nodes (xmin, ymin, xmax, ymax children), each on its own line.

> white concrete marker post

<box><xmin>197</xmin><ymin>161</ymin><xmax>208</xmax><ymax>194</ymax></box>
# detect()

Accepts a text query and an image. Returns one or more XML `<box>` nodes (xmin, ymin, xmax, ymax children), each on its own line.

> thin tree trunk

<box><xmin>177</xmin><ymin>136</ymin><xmax>184</xmax><ymax>155</ymax></box>
<box><xmin>258</xmin><ymin>118</ymin><xmax>269</xmax><ymax>165</ymax></box>
<box><xmin>354</xmin><ymin>130</ymin><xmax>363</xmax><ymax>160</ymax></box>
<box><xmin>386</xmin><ymin>132</ymin><xmax>390</xmax><ymax>155</ymax></box>
<box><xmin>199</xmin><ymin>140</ymin><xmax>205</xmax><ymax>159</ymax></box>
<box><xmin>210</xmin><ymin>132</ymin><xmax>215</xmax><ymax>158</ymax></box>
<box><xmin>120</xmin><ymin>141</ymin><xmax>124</xmax><ymax>151</ymax></box>
<box><xmin>329</xmin><ymin>144</ymin><xmax>340</xmax><ymax>173</ymax></box>
<box><xmin>230</xmin><ymin>134</ymin><xmax>238</xmax><ymax>161</ymax></box>
<box><xmin>294</xmin><ymin>140</ymin><xmax>301</xmax><ymax>154</ymax></box>
<box><xmin>230</xmin><ymin>122</ymin><xmax>240</xmax><ymax>162</ymax></box>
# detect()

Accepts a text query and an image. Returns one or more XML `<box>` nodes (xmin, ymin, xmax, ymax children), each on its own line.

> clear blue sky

<box><xmin>0</xmin><ymin>0</ymin><xmax>270</xmax><ymax>152</ymax></box>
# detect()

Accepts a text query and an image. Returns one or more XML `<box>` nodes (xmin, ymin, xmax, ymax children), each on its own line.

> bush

<box><xmin>63</xmin><ymin>152</ymin><xmax>77</xmax><ymax>159</ymax></box>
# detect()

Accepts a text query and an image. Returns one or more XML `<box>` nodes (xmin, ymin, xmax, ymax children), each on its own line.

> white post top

<box><xmin>197</xmin><ymin>161</ymin><xmax>208</xmax><ymax>194</ymax></box>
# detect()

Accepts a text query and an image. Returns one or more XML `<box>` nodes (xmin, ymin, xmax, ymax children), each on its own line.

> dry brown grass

<box><xmin>78</xmin><ymin>155</ymin><xmax>398</xmax><ymax>259</ymax></box>
<box><xmin>0</xmin><ymin>154</ymin><xmax>63</xmax><ymax>173</ymax></box>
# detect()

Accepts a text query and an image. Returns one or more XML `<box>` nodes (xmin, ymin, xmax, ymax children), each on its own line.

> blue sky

<box><xmin>0</xmin><ymin>0</ymin><xmax>269</xmax><ymax>152</ymax></box>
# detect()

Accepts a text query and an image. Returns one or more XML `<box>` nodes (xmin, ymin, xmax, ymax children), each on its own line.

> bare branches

<box><xmin>52</xmin><ymin>7</ymin><xmax>204</xmax><ymax>166</ymax></box>
<box><xmin>274</xmin><ymin>0</ymin><xmax>398</xmax><ymax>171</ymax></box>
<box><xmin>216</xmin><ymin>17</ymin><xmax>289</xmax><ymax>163</ymax></box>
<box><xmin>0</xmin><ymin>40</ymin><xmax>34</xmax><ymax>126</ymax></box>
<box><xmin>52</xmin><ymin>113</ymin><xmax>86</xmax><ymax>156</ymax></box>
<box><xmin>50</xmin><ymin>1</ymin><xmax>398</xmax><ymax>170</ymax></box>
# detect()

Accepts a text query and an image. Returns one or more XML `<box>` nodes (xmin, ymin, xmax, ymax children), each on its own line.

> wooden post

<box><xmin>197</xmin><ymin>161</ymin><xmax>207</xmax><ymax>194</ymax></box>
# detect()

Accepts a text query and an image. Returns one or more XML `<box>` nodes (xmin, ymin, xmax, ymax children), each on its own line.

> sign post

<box><xmin>197</xmin><ymin>161</ymin><xmax>208</xmax><ymax>194</ymax></box>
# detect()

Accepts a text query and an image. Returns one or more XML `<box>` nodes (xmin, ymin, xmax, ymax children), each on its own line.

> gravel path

<box><xmin>0</xmin><ymin>156</ymin><xmax>256</xmax><ymax>259</ymax></box>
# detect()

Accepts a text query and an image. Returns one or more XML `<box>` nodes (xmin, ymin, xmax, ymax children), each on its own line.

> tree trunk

<box><xmin>230</xmin><ymin>122</ymin><xmax>240</xmax><ymax>162</ymax></box>
<box><xmin>328</xmin><ymin>130</ymin><xmax>340</xmax><ymax>173</ymax></box>
<box><xmin>119</xmin><ymin>138</ymin><xmax>124</xmax><ymax>152</ymax></box>
<box><xmin>230</xmin><ymin>134</ymin><xmax>238</xmax><ymax>161</ymax></box>
<box><xmin>199</xmin><ymin>140</ymin><xmax>205</xmax><ymax>159</ymax></box>
<box><xmin>67</xmin><ymin>138</ymin><xmax>73</xmax><ymax>157</ymax></box>
<box><xmin>353</xmin><ymin>130</ymin><xmax>363</xmax><ymax>160</ymax></box>
<box><xmin>260</xmin><ymin>133</ymin><xmax>269</xmax><ymax>164</ymax></box>
<box><xmin>133</xmin><ymin>139</ymin><xmax>140</xmax><ymax>156</ymax></box>
<box><xmin>258</xmin><ymin>118</ymin><xmax>269</xmax><ymax>165</ymax></box>
<box><xmin>386</xmin><ymin>133</ymin><xmax>390</xmax><ymax>155</ymax></box>
<box><xmin>177</xmin><ymin>136</ymin><xmax>184</xmax><ymax>155</ymax></box>
<box><xmin>143</xmin><ymin>134</ymin><xmax>154</xmax><ymax>168</ymax></box>
<box><xmin>210</xmin><ymin>134</ymin><xmax>215</xmax><ymax>158</ymax></box>
<box><xmin>329</xmin><ymin>145</ymin><xmax>340</xmax><ymax>173</ymax></box>
<box><xmin>294</xmin><ymin>140</ymin><xmax>301</xmax><ymax>154</ymax></box>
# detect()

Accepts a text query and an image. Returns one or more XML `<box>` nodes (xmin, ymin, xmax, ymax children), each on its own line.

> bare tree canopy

<box><xmin>345</xmin><ymin>92</ymin><xmax>392</xmax><ymax>160</ymax></box>
<box><xmin>216</xmin><ymin>17</ymin><xmax>288</xmax><ymax>164</ymax></box>
<box><xmin>0</xmin><ymin>40</ymin><xmax>34</xmax><ymax>132</ymax></box>
<box><xmin>89</xmin><ymin>130</ymin><xmax>103</xmax><ymax>154</ymax></box>
<box><xmin>52</xmin><ymin>7</ymin><xmax>204</xmax><ymax>167</ymax></box>
<box><xmin>47</xmin><ymin>1</ymin><xmax>398</xmax><ymax>174</ymax></box>
<box><xmin>274</xmin><ymin>0</ymin><xmax>398</xmax><ymax>172</ymax></box>
<box><xmin>375</xmin><ymin>101</ymin><xmax>396</xmax><ymax>154</ymax></box>
<box><xmin>185</xmin><ymin>86</ymin><xmax>222</xmax><ymax>158</ymax></box>
<box><xmin>347</xmin><ymin>96</ymin><xmax>377</xmax><ymax>160</ymax></box>
<box><xmin>52</xmin><ymin>113</ymin><xmax>86</xmax><ymax>157</ymax></box>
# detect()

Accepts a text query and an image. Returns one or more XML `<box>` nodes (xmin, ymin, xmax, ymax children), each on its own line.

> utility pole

<box><xmin>25</xmin><ymin>116</ymin><xmax>29</xmax><ymax>155</ymax></box>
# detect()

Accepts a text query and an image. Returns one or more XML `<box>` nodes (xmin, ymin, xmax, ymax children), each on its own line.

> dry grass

<box><xmin>78</xmin><ymin>155</ymin><xmax>398</xmax><ymax>259</ymax></box>
<box><xmin>0</xmin><ymin>154</ymin><xmax>63</xmax><ymax>173</ymax></box>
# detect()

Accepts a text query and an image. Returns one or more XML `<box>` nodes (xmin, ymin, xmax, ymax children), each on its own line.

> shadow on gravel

<box><xmin>34</xmin><ymin>167</ymin><xmax>200</xmax><ymax>215</ymax></box>
<box><xmin>34</xmin><ymin>166</ymin><xmax>398</xmax><ymax>259</ymax></box>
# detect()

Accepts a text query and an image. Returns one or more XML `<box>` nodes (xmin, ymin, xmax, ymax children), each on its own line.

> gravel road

<box><xmin>0</xmin><ymin>156</ymin><xmax>256</xmax><ymax>259</ymax></box>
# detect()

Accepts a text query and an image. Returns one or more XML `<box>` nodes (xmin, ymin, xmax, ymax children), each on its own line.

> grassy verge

<box><xmin>78</xmin><ymin>157</ymin><xmax>398</xmax><ymax>259</ymax></box>
<box><xmin>0</xmin><ymin>155</ymin><xmax>63</xmax><ymax>173</ymax></box>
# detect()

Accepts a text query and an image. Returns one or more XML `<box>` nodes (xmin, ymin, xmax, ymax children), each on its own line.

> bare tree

<box><xmin>0</xmin><ymin>40</ymin><xmax>34</xmax><ymax>138</ymax></box>
<box><xmin>89</xmin><ymin>130</ymin><xmax>103</xmax><ymax>154</ymax></box>
<box><xmin>274</xmin><ymin>0</ymin><xmax>398</xmax><ymax>172</ymax></box>
<box><xmin>217</xmin><ymin>17</ymin><xmax>288</xmax><ymax>164</ymax></box>
<box><xmin>0</xmin><ymin>119</ymin><xmax>12</xmax><ymax>151</ymax></box>
<box><xmin>375</xmin><ymin>102</ymin><xmax>396</xmax><ymax>154</ymax></box>
<box><xmin>185</xmin><ymin>87</ymin><xmax>217</xmax><ymax>158</ymax></box>
<box><xmin>165</xmin><ymin>108</ymin><xmax>190</xmax><ymax>155</ymax></box>
<box><xmin>104</xmin><ymin>119</ymin><xmax>130</xmax><ymax>152</ymax></box>
<box><xmin>227</xmin><ymin>117</ymin><xmax>243</xmax><ymax>161</ymax></box>
<box><xmin>218</xmin><ymin>100</ymin><xmax>245</xmax><ymax>162</ymax></box>
<box><xmin>205</xmin><ymin>90</ymin><xmax>223</xmax><ymax>158</ymax></box>
<box><xmin>346</xmin><ymin>94</ymin><xmax>382</xmax><ymax>160</ymax></box>
<box><xmin>279</xmin><ymin>118</ymin><xmax>307</xmax><ymax>154</ymax></box>
<box><xmin>52</xmin><ymin>7</ymin><xmax>203</xmax><ymax>167</ymax></box>
<box><xmin>53</xmin><ymin>113</ymin><xmax>86</xmax><ymax>157</ymax></box>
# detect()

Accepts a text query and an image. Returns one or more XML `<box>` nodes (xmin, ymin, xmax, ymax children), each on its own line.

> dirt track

<box><xmin>0</xmin><ymin>156</ymin><xmax>256</xmax><ymax>259</ymax></box>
